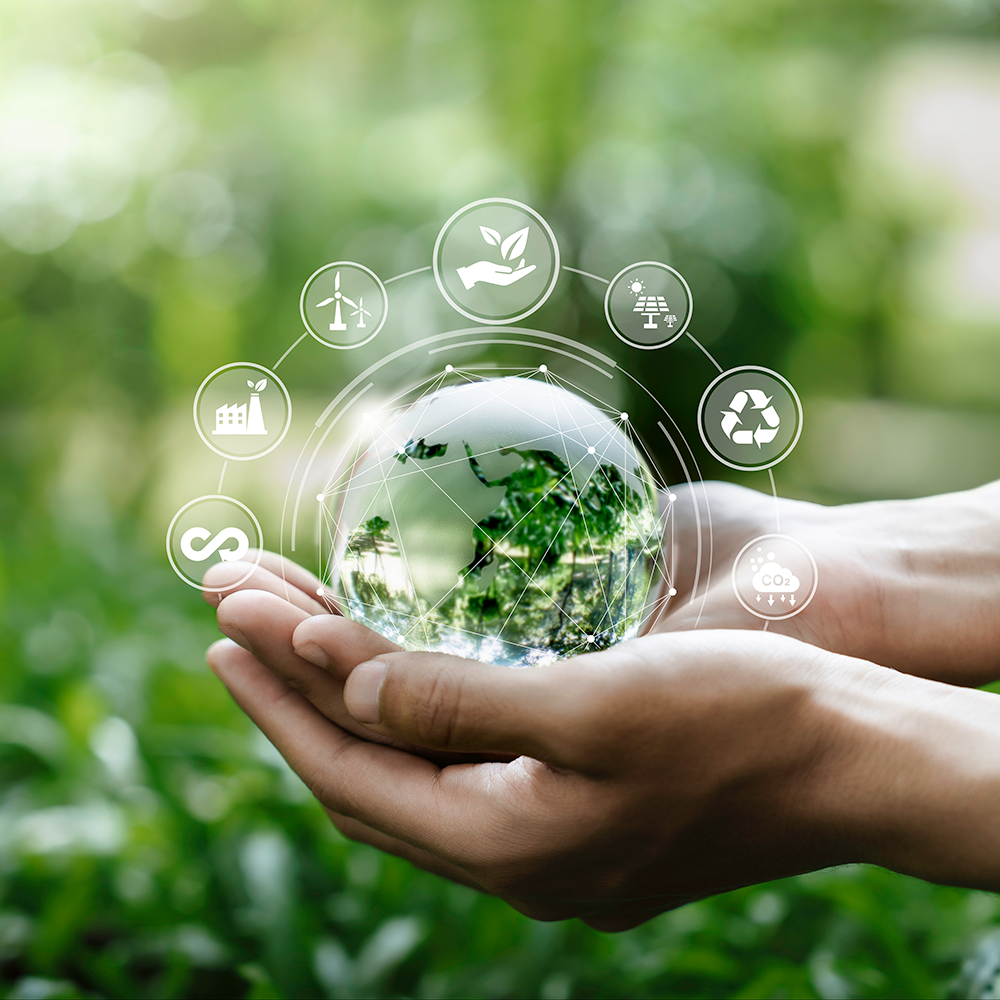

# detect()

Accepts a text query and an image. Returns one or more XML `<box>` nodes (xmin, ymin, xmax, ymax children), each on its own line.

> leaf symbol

<box><xmin>255</xmin><ymin>379</ymin><xmax>268</xmax><ymax>392</ymax></box>
<box><xmin>480</xmin><ymin>226</ymin><xmax>501</xmax><ymax>246</ymax></box>
<box><xmin>501</xmin><ymin>226</ymin><xmax>529</xmax><ymax>261</ymax></box>
<box><xmin>247</xmin><ymin>380</ymin><xmax>255</xmax><ymax>387</ymax></box>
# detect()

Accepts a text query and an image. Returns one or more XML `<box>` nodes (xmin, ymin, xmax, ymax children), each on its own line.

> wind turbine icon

<box><xmin>315</xmin><ymin>271</ymin><xmax>371</xmax><ymax>331</ymax></box>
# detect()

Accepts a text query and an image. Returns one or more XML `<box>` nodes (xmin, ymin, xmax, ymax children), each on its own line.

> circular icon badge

<box><xmin>605</xmin><ymin>261</ymin><xmax>693</xmax><ymax>349</ymax></box>
<box><xmin>301</xmin><ymin>261</ymin><xmax>388</xmax><ymax>349</ymax></box>
<box><xmin>697</xmin><ymin>366</ymin><xmax>803</xmax><ymax>472</ymax></box>
<box><xmin>166</xmin><ymin>495</ymin><xmax>263</xmax><ymax>591</ymax></box>
<box><xmin>732</xmin><ymin>534</ymin><xmax>817</xmax><ymax>621</ymax></box>
<box><xmin>194</xmin><ymin>363</ymin><xmax>291</xmax><ymax>461</ymax></box>
<box><xmin>433</xmin><ymin>198</ymin><xmax>560</xmax><ymax>324</ymax></box>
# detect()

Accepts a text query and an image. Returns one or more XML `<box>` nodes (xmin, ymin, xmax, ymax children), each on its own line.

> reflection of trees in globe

<box><xmin>322</xmin><ymin>373</ymin><xmax>668</xmax><ymax>667</ymax></box>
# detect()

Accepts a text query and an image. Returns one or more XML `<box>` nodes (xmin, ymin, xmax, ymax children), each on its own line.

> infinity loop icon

<box><xmin>180</xmin><ymin>526</ymin><xmax>250</xmax><ymax>563</ymax></box>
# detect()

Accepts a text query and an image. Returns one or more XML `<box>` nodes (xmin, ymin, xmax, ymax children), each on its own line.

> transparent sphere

<box><xmin>330</xmin><ymin>376</ymin><xmax>663</xmax><ymax>666</ymax></box>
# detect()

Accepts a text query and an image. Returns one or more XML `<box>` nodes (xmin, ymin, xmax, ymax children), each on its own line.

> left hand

<box><xmin>657</xmin><ymin>480</ymin><xmax>1000</xmax><ymax>687</ymax></box>
<box><xmin>201</xmin><ymin>554</ymin><xmax>512</xmax><ymax>765</ymax></box>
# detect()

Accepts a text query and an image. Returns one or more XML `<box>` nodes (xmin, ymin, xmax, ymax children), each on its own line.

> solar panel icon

<box><xmin>632</xmin><ymin>295</ymin><xmax>676</xmax><ymax>330</ymax></box>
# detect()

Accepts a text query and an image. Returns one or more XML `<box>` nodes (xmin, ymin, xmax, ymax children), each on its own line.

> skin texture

<box><xmin>201</xmin><ymin>480</ymin><xmax>1000</xmax><ymax>929</ymax></box>
<box><xmin>658</xmin><ymin>480</ymin><xmax>1000</xmax><ymax>686</ymax></box>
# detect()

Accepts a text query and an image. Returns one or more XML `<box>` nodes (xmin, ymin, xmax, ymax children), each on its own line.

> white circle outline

<box><xmin>432</xmin><ymin>198</ymin><xmax>561</xmax><ymax>325</ymax></box>
<box><xmin>604</xmin><ymin>261</ymin><xmax>694</xmax><ymax>350</ymax></box>
<box><xmin>300</xmin><ymin>261</ymin><xmax>389</xmax><ymax>350</ymax></box>
<box><xmin>731</xmin><ymin>533</ymin><xmax>818</xmax><ymax>621</ymax></box>
<box><xmin>193</xmin><ymin>362</ymin><xmax>292</xmax><ymax>461</ymax></box>
<box><xmin>697</xmin><ymin>365</ymin><xmax>803</xmax><ymax>472</ymax></box>
<box><xmin>166</xmin><ymin>494</ymin><xmax>264</xmax><ymax>591</ymax></box>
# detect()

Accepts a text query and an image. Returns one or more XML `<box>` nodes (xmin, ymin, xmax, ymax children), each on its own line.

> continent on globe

<box><xmin>330</xmin><ymin>376</ymin><xmax>664</xmax><ymax>667</ymax></box>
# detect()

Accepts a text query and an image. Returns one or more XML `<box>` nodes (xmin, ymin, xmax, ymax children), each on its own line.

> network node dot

<box><xmin>667</xmin><ymin>493</ymin><xmax>677</xmax><ymax>502</ymax></box>
<box><xmin>316</xmin><ymin>493</ymin><xmax>324</xmax><ymax>502</ymax></box>
<box><xmin>668</xmin><ymin>587</ymin><xmax>677</xmax><ymax>596</ymax></box>
<box><xmin>585</xmin><ymin>634</ymin><xmax>594</xmax><ymax>644</ymax></box>
<box><xmin>539</xmin><ymin>364</ymin><xmax>548</xmax><ymax>373</ymax></box>
<box><xmin>316</xmin><ymin>587</ymin><xmax>325</xmax><ymax>596</ymax></box>
<box><xmin>620</xmin><ymin>412</ymin><xmax>628</xmax><ymax>421</ymax></box>
<box><xmin>588</xmin><ymin>446</ymin><xmax>596</xmax><ymax>455</ymax></box>
<box><xmin>445</xmin><ymin>365</ymin><xmax>453</xmax><ymax>373</ymax></box>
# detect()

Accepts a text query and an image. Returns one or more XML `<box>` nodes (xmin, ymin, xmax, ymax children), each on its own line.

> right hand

<box><xmin>207</xmin><ymin>608</ymin><xmax>1000</xmax><ymax>928</ymax></box>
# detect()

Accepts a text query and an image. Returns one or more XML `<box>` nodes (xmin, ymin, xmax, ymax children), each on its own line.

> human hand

<box><xmin>200</xmin><ymin>555</ymin><xmax>512</xmax><ymax>766</ymax></box>
<box><xmin>207</xmin><ymin>605</ymin><xmax>1000</xmax><ymax>928</ymax></box>
<box><xmin>456</xmin><ymin>260</ymin><xmax>536</xmax><ymax>290</ymax></box>
<box><xmin>658</xmin><ymin>480</ymin><xmax>1000</xmax><ymax>687</ymax></box>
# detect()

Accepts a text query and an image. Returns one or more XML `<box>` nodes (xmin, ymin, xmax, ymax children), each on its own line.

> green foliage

<box><xmin>2</xmin><ymin>0</ymin><xmax>1000</xmax><ymax>995</ymax></box>
<box><xmin>396</xmin><ymin>440</ymin><xmax>449</xmax><ymax>464</ymax></box>
<box><xmin>343</xmin><ymin>443</ymin><xmax>660</xmax><ymax>660</ymax></box>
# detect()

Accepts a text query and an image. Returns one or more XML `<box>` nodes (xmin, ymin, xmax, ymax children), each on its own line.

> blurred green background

<box><xmin>3</xmin><ymin>0</ymin><xmax>1000</xmax><ymax>997</ymax></box>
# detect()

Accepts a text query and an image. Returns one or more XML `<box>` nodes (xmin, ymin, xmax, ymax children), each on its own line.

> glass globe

<box><xmin>329</xmin><ymin>376</ymin><xmax>663</xmax><ymax>666</ymax></box>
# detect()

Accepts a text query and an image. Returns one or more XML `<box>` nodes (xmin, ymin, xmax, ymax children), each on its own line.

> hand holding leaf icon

<box><xmin>460</xmin><ymin>222</ymin><xmax>534</xmax><ymax>289</ymax></box>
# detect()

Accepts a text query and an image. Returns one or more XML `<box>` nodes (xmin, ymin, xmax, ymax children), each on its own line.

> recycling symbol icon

<box><xmin>720</xmin><ymin>389</ymin><xmax>780</xmax><ymax>449</ymax></box>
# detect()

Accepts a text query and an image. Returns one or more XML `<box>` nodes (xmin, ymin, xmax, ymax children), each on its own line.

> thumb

<box><xmin>343</xmin><ymin>652</ymin><xmax>591</xmax><ymax>765</ymax></box>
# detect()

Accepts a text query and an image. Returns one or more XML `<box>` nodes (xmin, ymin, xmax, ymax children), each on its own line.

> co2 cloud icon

<box><xmin>751</xmin><ymin>559</ymin><xmax>800</xmax><ymax>594</ymax></box>
<box><xmin>732</xmin><ymin>534</ymin><xmax>817</xmax><ymax>621</ymax></box>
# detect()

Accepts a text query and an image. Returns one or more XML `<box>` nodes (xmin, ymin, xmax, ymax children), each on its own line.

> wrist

<box><xmin>784</xmin><ymin>483</ymin><xmax>1000</xmax><ymax>684</ymax></box>
<box><xmin>802</xmin><ymin>656</ymin><xmax>1000</xmax><ymax>889</ymax></box>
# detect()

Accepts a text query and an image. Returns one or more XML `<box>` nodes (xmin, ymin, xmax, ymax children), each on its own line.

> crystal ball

<box><xmin>331</xmin><ymin>376</ymin><xmax>663</xmax><ymax>666</ymax></box>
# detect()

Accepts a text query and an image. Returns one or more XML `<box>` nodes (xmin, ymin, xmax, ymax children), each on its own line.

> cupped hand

<box><xmin>658</xmin><ymin>480</ymin><xmax>1000</xmax><ymax>687</ymax></box>
<box><xmin>200</xmin><ymin>554</ymin><xmax>514</xmax><ymax>766</ymax></box>
<box><xmin>206</xmin><ymin>601</ymin><xmax>912</xmax><ymax>929</ymax></box>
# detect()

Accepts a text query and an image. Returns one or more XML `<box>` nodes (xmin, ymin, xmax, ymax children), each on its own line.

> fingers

<box><xmin>253</xmin><ymin>550</ymin><xmax>328</xmax><ymax>603</ymax></box>
<box><xmin>207</xmin><ymin>638</ymin><xmax>476</xmax><ymax>852</ymax></box>
<box><xmin>341</xmin><ymin>649</ymin><xmax>598</xmax><ymax>766</ymax></box>
<box><xmin>215</xmin><ymin>590</ymin><xmax>390</xmax><ymax>744</ymax></box>
<box><xmin>203</xmin><ymin>559</ymin><xmax>330</xmax><ymax>616</ymax></box>
<box><xmin>292</xmin><ymin>614</ymin><xmax>402</xmax><ymax>682</ymax></box>
<box><xmin>217</xmin><ymin>593</ymin><xmax>512</xmax><ymax>762</ymax></box>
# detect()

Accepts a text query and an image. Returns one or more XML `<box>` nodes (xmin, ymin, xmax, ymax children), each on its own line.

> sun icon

<box><xmin>628</xmin><ymin>278</ymin><xmax>645</xmax><ymax>296</ymax></box>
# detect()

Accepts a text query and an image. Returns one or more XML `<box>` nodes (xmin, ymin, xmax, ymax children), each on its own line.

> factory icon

<box><xmin>214</xmin><ymin>379</ymin><xmax>268</xmax><ymax>436</ymax></box>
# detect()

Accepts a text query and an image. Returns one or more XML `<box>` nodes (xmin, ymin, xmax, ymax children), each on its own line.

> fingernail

<box><xmin>205</xmin><ymin>638</ymin><xmax>229</xmax><ymax>674</ymax></box>
<box><xmin>346</xmin><ymin>660</ymin><xmax>386</xmax><ymax>724</ymax></box>
<box><xmin>219</xmin><ymin>623</ymin><xmax>251</xmax><ymax>651</ymax></box>
<box><xmin>295</xmin><ymin>640</ymin><xmax>330</xmax><ymax>669</ymax></box>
